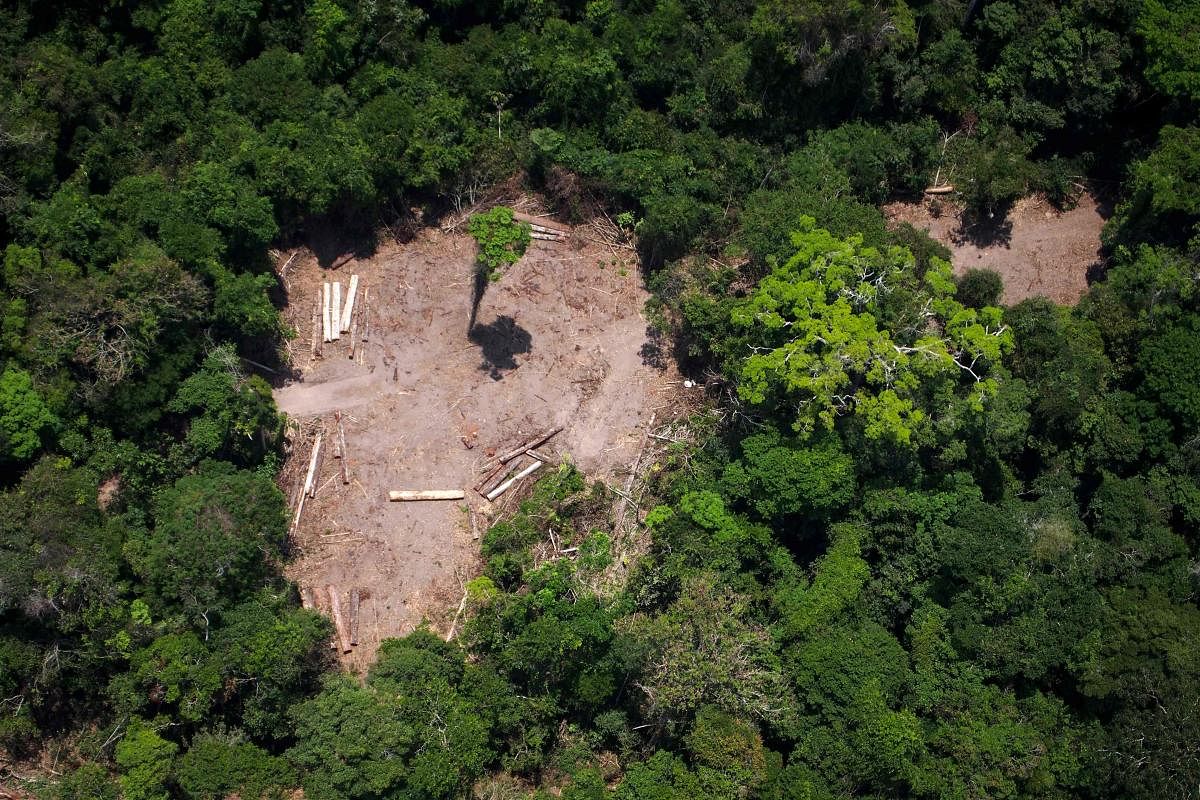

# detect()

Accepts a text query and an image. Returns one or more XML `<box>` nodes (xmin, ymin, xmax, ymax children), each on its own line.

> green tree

<box><xmin>0</xmin><ymin>366</ymin><xmax>57</xmax><ymax>461</ymax></box>
<box><xmin>115</xmin><ymin>720</ymin><xmax>178</xmax><ymax>800</ymax></box>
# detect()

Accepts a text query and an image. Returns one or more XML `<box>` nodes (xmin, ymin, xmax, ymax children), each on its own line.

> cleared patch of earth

<box><xmin>885</xmin><ymin>192</ymin><xmax>1107</xmax><ymax>305</ymax></box>
<box><xmin>273</xmin><ymin>215</ymin><xmax>682</xmax><ymax>671</ymax></box>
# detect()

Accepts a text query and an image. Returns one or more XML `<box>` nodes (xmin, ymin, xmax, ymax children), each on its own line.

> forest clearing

<box><xmin>886</xmin><ymin>192</ymin><xmax>1107</xmax><ymax>305</ymax></box>
<box><xmin>273</xmin><ymin>207</ymin><xmax>682</xmax><ymax>667</ymax></box>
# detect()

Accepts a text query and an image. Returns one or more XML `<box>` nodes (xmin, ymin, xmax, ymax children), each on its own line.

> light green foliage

<box><xmin>115</xmin><ymin>720</ymin><xmax>178</xmax><ymax>800</ymax></box>
<box><xmin>0</xmin><ymin>367</ymin><xmax>57</xmax><ymax>461</ymax></box>
<box><xmin>732</xmin><ymin>218</ymin><xmax>1012</xmax><ymax>441</ymax></box>
<box><xmin>468</xmin><ymin>206</ymin><xmax>532</xmax><ymax>280</ymax></box>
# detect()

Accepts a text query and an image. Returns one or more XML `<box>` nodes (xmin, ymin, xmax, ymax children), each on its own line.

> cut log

<box><xmin>924</xmin><ymin>184</ymin><xmax>955</xmax><ymax>194</ymax></box>
<box><xmin>530</xmin><ymin>231</ymin><xmax>566</xmax><ymax>242</ymax></box>
<box><xmin>331</xmin><ymin>282</ymin><xmax>341</xmax><ymax>341</ymax></box>
<box><xmin>306</xmin><ymin>434</ymin><xmax>324</xmax><ymax>499</ymax></box>
<box><xmin>474</xmin><ymin>460</ymin><xmax>510</xmax><ymax>495</ymax></box>
<box><xmin>292</xmin><ymin>432</ymin><xmax>322</xmax><ymax>534</ymax></box>
<box><xmin>511</xmin><ymin>210</ymin><xmax>570</xmax><ymax>233</ymax></box>
<box><xmin>336</xmin><ymin>412</ymin><xmax>348</xmax><ymax>485</ymax></box>
<box><xmin>311</xmin><ymin>290</ymin><xmax>322</xmax><ymax>358</ymax></box>
<box><xmin>499</xmin><ymin>426</ymin><xmax>563</xmax><ymax>464</ymax></box>
<box><xmin>361</xmin><ymin>286</ymin><xmax>370</xmax><ymax>343</ymax></box>
<box><xmin>322</xmin><ymin>282</ymin><xmax>332</xmax><ymax>342</ymax></box>
<box><xmin>349</xmin><ymin>588</ymin><xmax>360</xmax><ymax>646</ymax></box>
<box><xmin>348</xmin><ymin>307</ymin><xmax>359</xmax><ymax>359</ymax></box>
<box><xmin>300</xmin><ymin>586</ymin><xmax>316</xmax><ymax>610</ymax></box>
<box><xmin>340</xmin><ymin>274</ymin><xmax>359</xmax><ymax>333</ymax></box>
<box><xmin>327</xmin><ymin>585</ymin><xmax>353</xmax><ymax>653</ymax></box>
<box><xmin>389</xmin><ymin>490</ymin><xmax>466</xmax><ymax>501</ymax></box>
<box><xmin>486</xmin><ymin>460</ymin><xmax>543</xmax><ymax>501</ymax></box>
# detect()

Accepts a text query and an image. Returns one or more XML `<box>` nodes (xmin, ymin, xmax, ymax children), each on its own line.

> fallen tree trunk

<box><xmin>474</xmin><ymin>460</ymin><xmax>510</xmax><ymax>494</ymax></box>
<box><xmin>361</xmin><ymin>286</ymin><xmax>370</xmax><ymax>343</ymax></box>
<box><xmin>327</xmin><ymin>585</ymin><xmax>353</xmax><ymax>653</ymax></box>
<box><xmin>340</xmin><ymin>274</ymin><xmax>359</xmax><ymax>332</ymax></box>
<box><xmin>331</xmin><ymin>282</ymin><xmax>341</xmax><ymax>341</ymax></box>
<box><xmin>322</xmin><ymin>282</ymin><xmax>332</xmax><ymax>342</ymax></box>
<box><xmin>486</xmin><ymin>460</ymin><xmax>543</xmax><ymax>501</ymax></box>
<box><xmin>349</xmin><ymin>588</ymin><xmax>360</xmax><ymax>646</ymax></box>
<box><xmin>306</xmin><ymin>434</ymin><xmax>324</xmax><ymax>498</ymax></box>
<box><xmin>498</xmin><ymin>426</ymin><xmax>563</xmax><ymax>464</ymax></box>
<box><xmin>511</xmin><ymin>210</ymin><xmax>571</xmax><ymax>233</ymax></box>
<box><xmin>530</xmin><ymin>231</ymin><xmax>566</xmax><ymax>242</ymax></box>
<box><xmin>336</xmin><ymin>412</ymin><xmax>348</xmax><ymax>485</ymax></box>
<box><xmin>388</xmin><ymin>489</ymin><xmax>466</xmax><ymax>501</ymax></box>
<box><xmin>924</xmin><ymin>184</ymin><xmax>955</xmax><ymax>194</ymax></box>
<box><xmin>311</xmin><ymin>290</ymin><xmax>322</xmax><ymax>358</ymax></box>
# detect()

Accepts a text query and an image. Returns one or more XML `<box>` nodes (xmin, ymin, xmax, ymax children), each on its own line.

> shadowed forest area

<box><xmin>2</xmin><ymin>0</ymin><xmax>1200</xmax><ymax>798</ymax></box>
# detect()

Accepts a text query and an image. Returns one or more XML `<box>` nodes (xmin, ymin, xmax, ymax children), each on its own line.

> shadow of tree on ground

<box><xmin>469</xmin><ymin>315</ymin><xmax>532</xmax><ymax>380</ymax></box>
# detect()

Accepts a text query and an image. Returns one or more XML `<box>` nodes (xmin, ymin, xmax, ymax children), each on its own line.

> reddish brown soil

<box><xmin>273</xmin><ymin>215</ymin><xmax>682</xmax><ymax>670</ymax></box>
<box><xmin>884</xmin><ymin>193</ymin><xmax>1106</xmax><ymax>305</ymax></box>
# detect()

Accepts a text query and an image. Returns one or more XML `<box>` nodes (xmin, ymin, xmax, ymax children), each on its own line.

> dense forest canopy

<box><xmin>1</xmin><ymin>0</ymin><xmax>1199</xmax><ymax>798</ymax></box>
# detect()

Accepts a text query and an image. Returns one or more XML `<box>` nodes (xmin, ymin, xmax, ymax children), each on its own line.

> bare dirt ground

<box><xmin>273</xmin><ymin>213</ymin><xmax>682</xmax><ymax>671</ymax></box>
<box><xmin>884</xmin><ymin>193</ymin><xmax>1107</xmax><ymax>305</ymax></box>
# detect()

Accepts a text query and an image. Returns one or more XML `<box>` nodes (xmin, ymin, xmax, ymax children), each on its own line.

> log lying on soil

<box><xmin>474</xmin><ymin>460</ymin><xmax>511</xmax><ymax>495</ymax></box>
<box><xmin>486</xmin><ymin>460</ymin><xmax>543</xmax><ymax>501</ymax></box>
<box><xmin>498</xmin><ymin>426</ymin><xmax>563</xmax><ymax>464</ymax></box>
<box><xmin>511</xmin><ymin>210</ymin><xmax>571</xmax><ymax>233</ymax></box>
<box><xmin>305</xmin><ymin>434</ymin><xmax>324</xmax><ymax>499</ymax></box>
<box><xmin>327</xmin><ymin>585</ymin><xmax>353</xmax><ymax>653</ymax></box>
<box><xmin>289</xmin><ymin>433</ymin><xmax>322</xmax><ymax>533</ymax></box>
<box><xmin>322</xmin><ymin>282</ymin><xmax>332</xmax><ymax>342</ymax></box>
<box><xmin>331</xmin><ymin>282</ymin><xmax>342</xmax><ymax>341</ymax></box>
<box><xmin>361</xmin><ymin>287</ymin><xmax>370</xmax><ymax>343</ymax></box>
<box><xmin>388</xmin><ymin>489</ymin><xmax>466</xmax><ymax>501</ymax></box>
<box><xmin>311</xmin><ymin>290</ymin><xmax>322</xmax><ymax>358</ymax></box>
<box><xmin>336</xmin><ymin>412</ymin><xmax>349</xmax><ymax>485</ymax></box>
<box><xmin>349</xmin><ymin>588</ymin><xmax>360</xmax><ymax>646</ymax></box>
<box><xmin>340</xmin><ymin>274</ymin><xmax>359</xmax><ymax>332</ymax></box>
<box><xmin>530</xmin><ymin>231</ymin><xmax>566</xmax><ymax>242</ymax></box>
<box><xmin>924</xmin><ymin>184</ymin><xmax>955</xmax><ymax>194</ymax></box>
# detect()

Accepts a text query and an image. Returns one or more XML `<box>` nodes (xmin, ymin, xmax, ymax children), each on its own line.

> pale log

<box><xmin>331</xmin><ymin>282</ymin><xmax>341</xmax><ymax>341</ymax></box>
<box><xmin>340</xmin><ymin>274</ymin><xmax>359</xmax><ymax>332</ymax></box>
<box><xmin>361</xmin><ymin>287</ymin><xmax>370</xmax><ymax>343</ymax></box>
<box><xmin>327</xmin><ymin>585</ymin><xmax>353</xmax><ymax>653</ymax></box>
<box><xmin>306</xmin><ymin>434</ymin><xmax>324</xmax><ymax>498</ymax></box>
<box><xmin>337</xmin><ymin>413</ymin><xmax>349</xmax><ymax>485</ymax></box>
<box><xmin>511</xmin><ymin>210</ymin><xmax>570</xmax><ymax>233</ymax></box>
<box><xmin>311</xmin><ymin>290</ymin><xmax>321</xmax><ymax>358</ymax></box>
<box><xmin>349</xmin><ymin>588</ymin><xmax>360</xmax><ymax>646</ymax></box>
<box><xmin>389</xmin><ymin>490</ymin><xmax>466</xmax><ymax>501</ymax></box>
<box><xmin>486</xmin><ymin>460</ymin><xmax>543</xmax><ymax>501</ymax></box>
<box><xmin>322</xmin><ymin>282</ymin><xmax>332</xmax><ymax>342</ymax></box>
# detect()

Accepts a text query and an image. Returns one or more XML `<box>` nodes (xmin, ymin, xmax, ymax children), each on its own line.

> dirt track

<box><xmin>274</xmin><ymin>221</ymin><xmax>679</xmax><ymax>669</ymax></box>
<box><xmin>885</xmin><ymin>193</ymin><xmax>1106</xmax><ymax>305</ymax></box>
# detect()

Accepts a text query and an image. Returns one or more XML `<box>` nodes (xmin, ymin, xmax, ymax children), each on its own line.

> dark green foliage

<box><xmin>5</xmin><ymin>2</ymin><xmax>1200</xmax><ymax>800</ymax></box>
<box><xmin>956</xmin><ymin>268</ymin><xmax>1004</xmax><ymax>310</ymax></box>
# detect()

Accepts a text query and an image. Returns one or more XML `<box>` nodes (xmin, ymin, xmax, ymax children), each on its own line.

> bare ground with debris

<box><xmin>273</xmin><ymin>216</ymin><xmax>684</xmax><ymax>670</ymax></box>
<box><xmin>885</xmin><ymin>193</ymin><xmax>1107</xmax><ymax>305</ymax></box>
